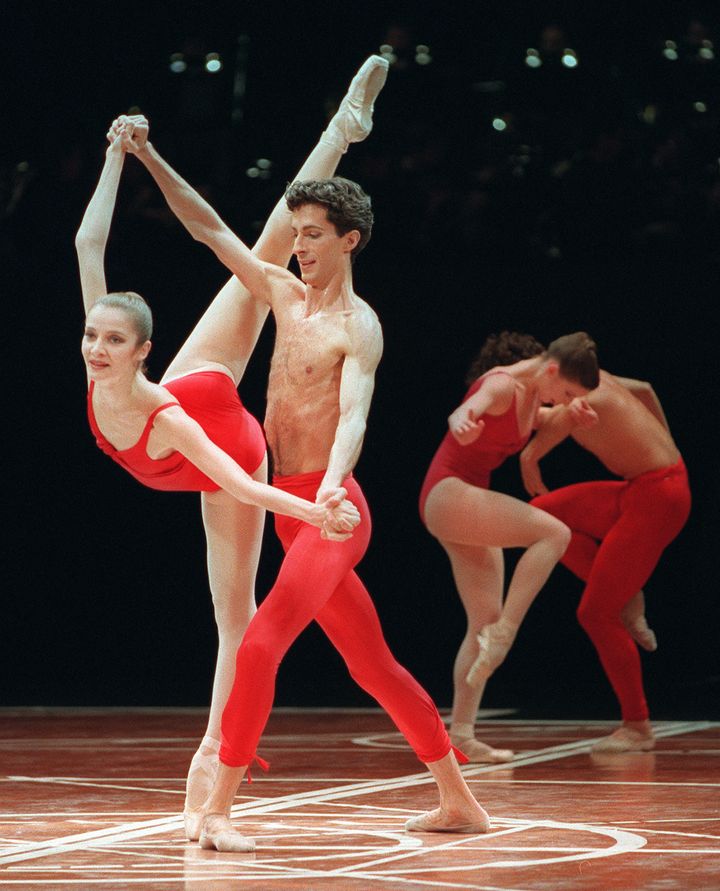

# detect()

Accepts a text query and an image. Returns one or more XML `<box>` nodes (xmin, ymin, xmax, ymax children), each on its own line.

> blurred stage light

<box><xmin>415</xmin><ymin>44</ymin><xmax>432</xmax><ymax>65</ymax></box>
<box><xmin>693</xmin><ymin>101</ymin><xmax>707</xmax><ymax>113</ymax></box>
<box><xmin>169</xmin><ymin>53</ymin><xmax>187</xmax><ymax>73</ymax></box>
<box><xmin>246</xmin><ymin>167</ymin><xmax>260</xmax><ymax>178</ymax></box>
<box><xmin>662</xmin><ymin>40</ymin><xmax>678</xmax><ymax>61</ymax></box>
<box><xmin>379</xmin><ymin>44</ymin><xmax>397</xmax><ymax>64</ymax></box>
<box><xmin>639</xmin><ymin>104</ymin><xmax>657</xmax><ymax>124</ymax></box>
<box><xmin>561</xmin><ymin>48</ymin><xmax>578</xmax><ymax>68</ymax></box>
<box><xmin>205</xmin><ymin>53</ymin><xmax>222</xmax><ymax>73</ymax></box>
<box><xmin>525</xmin><ymin>48</ymin><xmax>542</xmax><ymax>68</ymax></box>
<box><xmin>257</xmin><ymin>158</ymin><xmax>272</xmax><ymax>169</ymax></box>
<box><xmin>492</xmin><ymin>117</ymin><xmax>507</xmax><ymax>131</ymax></box>
<box><xmin>699</xmin><ymin>40</ymin><xmax>715</xmax><ymax>60</ymax></box>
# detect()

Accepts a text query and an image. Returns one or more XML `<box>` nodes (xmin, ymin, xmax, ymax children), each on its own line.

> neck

<box><xmin>92</xmin><ymin>370</ymin><xmax>146</xmax><ymax>409</ymax></box>
<box><xmin>303</xmin><ymin>267</ymin><xmax>356</xmax><ymax>314</ymax></box>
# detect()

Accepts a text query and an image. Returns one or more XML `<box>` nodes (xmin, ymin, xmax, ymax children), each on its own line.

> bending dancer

<box><xmin>78</xmin><ymin>55</ymin><xmax>389</xmax><ymax>830</ymax></box>
<box><xmin>125</xmin><ymin>121</ymin><xmax>491</xmax><ymax>852</ymax></box>
<box><xmin>520</xmin><ymin>371</ymin><xmax>691</xmax><ymax>752</ymax></box>
<box><xmin>419</xmin><ymin>331</ymin><xmax>599</xmax><ymax>762</ymax></box>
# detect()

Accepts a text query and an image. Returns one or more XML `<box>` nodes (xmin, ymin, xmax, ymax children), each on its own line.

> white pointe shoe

<box><xmin>183</xmin><ymin>738</ymin><xmax>220</xmax><ymax>841</ymax></box>
<box><xmin>325</xmin><ymin>55</ymin><xmax>389</xmax><ymax>147</ymax></box>
<box><xmin>199</xmin><ymin>814</ymin><xmax>255</xmax><ymax>853</ymax></box>
<box><xmin>465</xmin><ymin>620</ymin><xmax>518</xmax><ymax>688</ymax></box>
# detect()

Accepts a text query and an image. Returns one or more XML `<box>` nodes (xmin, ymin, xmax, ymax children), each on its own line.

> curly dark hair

<box><xmin>285</xmin><ymin>177</ymin><xmax>373</xmax><ymax>260</ymax></box>
<box><xmin>465</xmin><ymin>331</ymin><xmax>544</xmax><ymax>384</ymax></box>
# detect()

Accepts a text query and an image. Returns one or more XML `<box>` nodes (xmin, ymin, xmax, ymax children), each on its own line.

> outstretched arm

<box><xmin>614</xmin><ymin>375</ymin><xmax>670</xmax><ymax>430</ymax></box>
<box><xmin>520</xmin><ymin>405</ymin><xmax>577</xmax><ymax>496</ymax></box>
<box><xmin>448</xmin><ymin>374</ymin><xmax>516</xmax><ymax>446</ymax></box>
<box><xmin>152</xmin><ymin>408</ymin><xmax>359</xmax><ymax>536</ymax></box>
<box><xmin>115</xmin><ymin>117</ymin><xmax>277</xmax><ymax>303</ymax></box>
<box><xmin>75</xmin><ymin>138</ymin><xmax>125</xmax><ymax>314</ymax></box>
<box><xmin>317</xmin><ymin>312</ymin><xmax>384</xmax><ymax>499</ymax></box>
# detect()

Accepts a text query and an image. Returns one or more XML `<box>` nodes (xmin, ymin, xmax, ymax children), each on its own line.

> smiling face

<box><xmin>290</xmin><ymin>204</ymin><xmax>359</xmax><ymax>287</ymax></box>
<box><xmin>82</xmin><ymin>304</ymin><xmax>151</xmax><ymax>381</ymax></box>
<box><xmin>538</xmin><ymin>361</ymin><xmax>590</xmax><ymax>405</ymax></box>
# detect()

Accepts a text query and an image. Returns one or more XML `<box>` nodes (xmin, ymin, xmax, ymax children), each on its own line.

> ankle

<box><xmin>449</xmin><ymin>722</ymin><xmax>475</xmax><ymax>741</ymax></box>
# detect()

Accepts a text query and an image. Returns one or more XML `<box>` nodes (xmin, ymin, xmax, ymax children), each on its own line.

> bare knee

<box><xmin>545</xmin><ymin>520</ymin><xmax>571</xmax><ymax>558</ymax></box>
<box><xmin>211</xmin><ymin>581</ymin><xmax>256</xmax><ymax>638</ymax></box>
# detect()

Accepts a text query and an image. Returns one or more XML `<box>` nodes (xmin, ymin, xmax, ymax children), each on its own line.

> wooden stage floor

<box><xmin>0</xmin><ymin>708</ymin><xmax>718</xmax><ymax>889</ymax></box>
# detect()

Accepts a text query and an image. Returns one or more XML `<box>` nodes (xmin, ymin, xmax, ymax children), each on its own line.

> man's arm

<box><xmin>115</xmin><ymin>117</ymin><xmax>277</xmax><ymax>303</ymax></box>
<box><xmin>318</xmin><ymin>311</ymin><xmax>384</xmax><ymax>497</ymax></box>
<box><xmin>520</xmin><ymin>405</ymin><xmax>577</xmax><ymax>496</ymax></box>
<box><xmin>75</xmin><ymin>139</ymin><xmax>125</xmax><ymax>314</ymax></box>
<box><xmin>614</xmin><ymin>375</ymin><xmax>670</xmax><ymax>430</ymax></box>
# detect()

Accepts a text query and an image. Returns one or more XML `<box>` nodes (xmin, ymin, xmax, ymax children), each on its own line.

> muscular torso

<box><xmin>264</xmin><ymin>272</ymin><xmax>368</xmax><ymax>475</ymax></box>
<box><xmin>573</xmin><ymin>371</ymin><xmax>680</xmax><ymax>478</ymax></box>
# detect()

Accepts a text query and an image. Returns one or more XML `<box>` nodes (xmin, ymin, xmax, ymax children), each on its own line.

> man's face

<box><xmin>291</xmin><ymin>204</ymin><xmax>352</xmax><ymax>286</ymax></box>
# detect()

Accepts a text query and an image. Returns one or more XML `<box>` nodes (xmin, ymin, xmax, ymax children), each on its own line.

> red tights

<box><xmin>219</xmin><ymin>471</ymin><xmax>452</xmax><ymax>767</ymax></box>
<box><xmin>531</xmin><ymin>459</ymin><xmax>690</xmax><ymax>721</ymax></box>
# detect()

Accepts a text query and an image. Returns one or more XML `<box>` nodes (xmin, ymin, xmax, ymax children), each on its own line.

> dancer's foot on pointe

<box><xmin>183</xmin><ymin>736</ymin><xmax>220</xmax><ymax>840</ymax></box>
<box><xmin>198</xmin><ymin>813</ymin><xmax>254</xmax><ymax>853</ymax></box>
<box><xmin>466</xmin><ymin>618</ymin><xmax>518</xmax><ymax>688</ymax></box>
<box><xmin>405</xmin><ymin>804</ymin><xmax>491</xmax><ymax>834</ymax></box>
<box><xmin>625</xmin><ymin>615</ymin><xmax>658</xmax><ymax>652</ymax></box>
<box><xmin>591</xmin><ymin>726</ymin><xmax>655</xmax><ymax>753</ymax></box>
<box><xmin>451</xmin><ymin>734</ymin><xmax>514</xmax><ymax>764</ymax></box>
<box><xmin>324</xmin><ymin>55</ymin><xmax>389</xmax><ymax>150</ymax></box>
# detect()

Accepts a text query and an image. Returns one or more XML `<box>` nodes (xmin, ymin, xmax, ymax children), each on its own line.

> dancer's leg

<box><xmin>439</xmin><ymin>542</ymin><xmax>513</xmax><ymax>762</ymax></box>
<box><xmin>315</xmin><ymin>573</ymin><xmax>490</xmax><ymax>831</ymax></box>
<box><xmin>424</xmin><ymin>478</ymin><xmax>570</xmax><ymax>682</ymax></box>
<box><xmin>183</xmin><ymin>456</ymin><xmax>267</xmax><ymax>837</ymax></box>
<box><xmin>163</xmin><ymin>56</ymin><xmax>389</xmax><ymax>385</ymax></box>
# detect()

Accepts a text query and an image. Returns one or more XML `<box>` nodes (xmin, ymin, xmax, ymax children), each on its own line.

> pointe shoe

<box><xmin>183</xmin><ymin>737</ymin><xmax>220</xmax><ymax>840</ymax></box>
<box><xmin>626</xmin><ymin>616</ymin><xmax>658</xmax><ymax>652</ymax></box>
<box><xmin>324</xmin><ymin>55</ymin><xmax>389</xmax><ymax>149</ymax></box>
<box><xmin>591</xmin><ymin>727</ymin><xmax>655</xmax><ymax>753</ymax></box>
<box><xmin>405</xmin><ymin>808</ymin><xmax>490</xmax><ymax>834</ymax></box>
<box><xmin>466</xmin><ymin>620</ymin><xmax>518</xmax><ymax>688</ymax></box>
<box><xmin>199</xmin><ymin>814</ymin><xmax>255</xmax><ymax>853</ymax></box>
<box><xmin>452</xmin><ymin>736</ymin><xmax>514</xmax><ymax>764</ymax></box>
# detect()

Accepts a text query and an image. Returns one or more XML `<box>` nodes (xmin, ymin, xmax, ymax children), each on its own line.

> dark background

<box><xmin>3</xmin><ymin>0</ymin><xmax>718</xmax><ymax>721</ymax></box>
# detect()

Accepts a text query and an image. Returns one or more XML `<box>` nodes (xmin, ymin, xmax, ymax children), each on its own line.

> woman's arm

<box><xmin>75</xmin><ymin>139</ymin><xmax>125</xmax><ymax>314</ymax></box>
<box><xmin>153</xmin><ymin>408</ymin><xmax>359</xmax><ymax>535</ymax></box>
<box><xmin>448</xmin><ymin>375</ymin><xmax>515</xmax><ymax>446</ymax></box>
<box><xmin>519</xmin><ymin>405</ymin><xmax>576</xmax><ymax>496</ymax></box>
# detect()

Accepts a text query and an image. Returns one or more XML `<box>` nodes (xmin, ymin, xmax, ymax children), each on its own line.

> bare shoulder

<box><xmin>345</xmin><ymin>299</ymin><xmax>383</xmax><ymax>365</ymax></box>
<box><xmin>266</xmin><ymin>265</ymin><xmax>304</xmax><ymax>306</ymax></box>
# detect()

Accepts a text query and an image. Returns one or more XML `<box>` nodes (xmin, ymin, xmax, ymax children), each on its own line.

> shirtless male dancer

<box><xmin>104</xmin><ymin>56</ymin><xmax>389</xmax><ymax>831</ymax></box>
<box><xmin>114</xmin><ymin>105</ymin><xmax>490</xmax><ymax>851</ymax></box>
<box><xmin>520</xmin><ymin>371</ymin><xmax>691</xmax><ymax>752</ymax></box>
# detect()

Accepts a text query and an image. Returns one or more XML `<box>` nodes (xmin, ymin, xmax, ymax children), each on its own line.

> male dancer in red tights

<box><xmin>520</xmin><ymin>371</ymin><xmax>691</xmax><ymax>752</ymax></box>
<box><xmin>114</xmin><ymin>58</ymin><xmax>490</xmax><ymax>853</ymax></box>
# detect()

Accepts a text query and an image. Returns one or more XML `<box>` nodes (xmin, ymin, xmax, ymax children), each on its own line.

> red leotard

<box><xmin>87</xmin><ymin>371</ymin><xmax>266</xmax><ymax>492</ymax></box>
<box><xmin>419</xmin><ymin>372</ymin><xmax>531</xmax><ymax>520</ymax></box>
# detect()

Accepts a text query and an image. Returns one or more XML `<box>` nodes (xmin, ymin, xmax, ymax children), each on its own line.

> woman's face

<box><xmin>82</xmin><ymin>305</ymin><xmax>150</xmax><ymax>380</ymax></box>
<box><xmin>538</xmin><ymin>363</ymin><xmax>589</xmax><ymax>405</ymax></box>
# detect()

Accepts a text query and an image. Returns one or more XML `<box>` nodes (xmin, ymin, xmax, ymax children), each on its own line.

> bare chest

<box><xmin>271</xmin><ymin>311</ymin><xmax>348</xmax><ymax>389</ymax></box>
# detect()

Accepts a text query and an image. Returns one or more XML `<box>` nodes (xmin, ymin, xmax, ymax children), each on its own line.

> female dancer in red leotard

<box><xmin>75</xmin><ymin>56</ymin><xmax>389</xmax><ymax>832</ymax></box>
<box><xmin>419</xmin><ymin>331</ymin><xmax>599</xmax><ymax>762</ymax></box>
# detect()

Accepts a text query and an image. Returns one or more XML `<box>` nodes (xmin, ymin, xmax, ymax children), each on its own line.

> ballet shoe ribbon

<box><xmin>245</xmin><ymin>754</ymin><xmax>270</xmax><ymax>784</ymax></box>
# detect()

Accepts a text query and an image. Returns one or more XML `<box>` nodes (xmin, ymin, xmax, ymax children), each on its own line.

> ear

<box><xmin>138</xmin><ymin>340</ymin><xmax>152</xmax><ymax>361</ymax></box>
<box><xmin>545</xmin><ymin>360</ymin><xmax>559</xmax><ymax>379</ymax></box>
<box><xmin>343</xmin><ymin>229</ymin><xmax>361</xmax><ymax>253</ymax></box>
